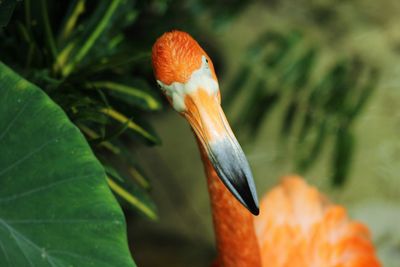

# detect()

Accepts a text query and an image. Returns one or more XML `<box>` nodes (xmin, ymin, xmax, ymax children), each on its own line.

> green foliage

<box><xmin>186</xmin><ymin>0</ymin><xmax>252</xmax><ymax>29</ymax></box>
<box><xmin>0</xmin><ymin>0</ymin><xmax>160</xmax><ymax>219</ymax></box>
<box><xmin>225</xmin><ymin>30</ymin><xmax>380</xmax><ymax>186</ymax></box>
<box><xmin>0</xmin><ymin>62</ymin><xmax>136</xmax><ymax>267</ymax></box>
<box><xmin>0</xmin><ymin>0</ymin><xmax>18</xmax><ymax>27</ymax></box>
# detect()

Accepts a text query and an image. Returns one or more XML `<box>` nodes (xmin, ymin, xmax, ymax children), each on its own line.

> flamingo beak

<box><xmin>183</xmin><ymin>89</ymin><xmax>259</xmax><ymax>215</ymax></box>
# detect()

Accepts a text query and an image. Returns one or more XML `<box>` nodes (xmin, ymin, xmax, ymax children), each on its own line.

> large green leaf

<box><xmin>0</xmin><ymin>62</ymin><xmax>136</xmax><ymax>267</ymax></box>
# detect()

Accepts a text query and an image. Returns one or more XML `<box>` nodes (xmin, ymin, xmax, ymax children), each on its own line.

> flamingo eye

<box><xmin>156</xmin><ymin>80</ymin><xmax>164</xmax><ymax>91</ymax></box>
<box><xmin>203</xmin><ymin>56</ymin><xmax>210</xmax><ymax>69</ymax></box>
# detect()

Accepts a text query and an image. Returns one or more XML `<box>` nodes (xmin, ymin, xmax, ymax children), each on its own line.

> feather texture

<box><xmin>255</xmin><ymin>176</ymin><xmax>381</xmax><ymax>267</ymax></box>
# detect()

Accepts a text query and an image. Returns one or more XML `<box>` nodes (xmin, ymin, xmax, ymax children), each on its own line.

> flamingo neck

<box><xmin>198</xmin><ymin>142</ymin><xmax>262</xmax><ymax>267</ymax></box>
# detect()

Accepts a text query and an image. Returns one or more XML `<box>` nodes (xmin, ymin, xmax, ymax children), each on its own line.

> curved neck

<box><xmin>197</xmin><ymin>140</ymin><xmax>262</xmax><ymax>267</ymax></box>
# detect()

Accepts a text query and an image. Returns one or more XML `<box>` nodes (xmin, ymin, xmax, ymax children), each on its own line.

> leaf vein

<box><xmin>0</xmin><ymin>219</ymin><xmax>34</xmax><ymax>267</ymax></box>
<box><xmin>0</xmin><ymin>239</ymin><xmax>11</xmax><ymax>267</ymax></box>
<box><xmin>0</xmin><ymin>94</ymin><xmax>31</xmax><ymax>143</ymax></box>
<box><xmin>0</xmin><ymin>138</ymin><xmax>62</xmax><ymax>178</ymax></box>
<box><xmin>0</xmin><ymin>174</ymin><xmax>94</xmax><ymax>203</ymax></box>
<box><xmin>0</xmin><ymin>219</ymin><xmax>59</xmax><ymax>266</ymax></box>
<box><xmin>48</xmin><ymin>250</ymin><xmax>115</xmax><ymax>267</ymax></box>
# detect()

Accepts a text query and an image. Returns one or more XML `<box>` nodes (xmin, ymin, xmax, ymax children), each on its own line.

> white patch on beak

<box><xmin>157</xmin><ymin>56</ymin><xmax>219</xmax><ymax>112</ymax></box>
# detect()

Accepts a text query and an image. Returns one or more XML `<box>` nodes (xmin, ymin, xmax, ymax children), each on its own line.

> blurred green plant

<box><xmin>0</xmin><ymin>0</ymin><xmax>160</xmax><ymax>219</ymax></box>
<box><xmin>0</xmin><ymin>0</ymin><xmax>18</xmax><ymax>27</ymax></box>
<box><xmin>225</xmin><ymin>30</ymin><xmax>380</xmax><ymax>186</ymax></box>
<box><xmin>186</xmin><ymin>0</ymin><xmax>252</xmax><ymax>29</ymax></box>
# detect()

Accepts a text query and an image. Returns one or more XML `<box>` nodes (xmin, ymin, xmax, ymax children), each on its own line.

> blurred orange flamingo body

<box><xmin>152</xmin><ymin>30</ymin><xmax>380</xmax><ymax>267</ymax></box>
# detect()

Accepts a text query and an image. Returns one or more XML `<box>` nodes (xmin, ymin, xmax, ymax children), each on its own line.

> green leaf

<box><xmin>223</xmin><ymin>66</ymin><xmax>252</xmax><ymax>108</ymax></box>
<box><xmin>105</xmin><ymin>167</ymin><xmax>157</xmax><ymax>220</ymax></box>
<box><xmin>113</xmin><ymin>143</ymin><xmax>152</xmax><ymax>190</ymax></box>
<box><xmin>39</xmin><ymin>0</ymin><xmax>57</xmax><ymax>61</ymax></box>
<box><xmin>348</xmin><ymin>68</ymin><xmax>380</xmax><ymax>119</ymax></box>
<box><xmin>62</xmin><ymin>0</ymin><xmax>125</xmax><ymax>76</ymax></box>
<box><xmin>87</xmin><ymin>80</ymin><xmax>161</xmax><ymax>111</ymax></box>
<box><xmin>57</xmin><ymin>0</ymin><xmax>86</xmax><ymax>43</ymax></box>
<box><xmin>296</xmin><ymin>120</ymin><xmax>328</xmax><ymax>172</ymax></box>
<box><xmin>100</xmin><ymin>107</ymin><xmax>160</xmax><ymax>144</ymax></box>
<box><xmin>332</xmin><ymin>127</ymin><xmax>354</xmax><ymax>187</ymax></box>
<box><xmin>237</xmin><ymin>79</ymin><xmax>280</xmax><ymax>138</ymax></box>
<box><xmin>0</xmin><ymin>62</ymin><xmax>136</xmax><ymax>267</ymax></box>
<box><xmin>72</xmin><ymin>50</ymin><xmax>150</xmax><ymax>77</ymax></box>
<box><xmin>280</xmin><ymin>99</ymin><xmax>298</xmax><ymax>137</ymax></box>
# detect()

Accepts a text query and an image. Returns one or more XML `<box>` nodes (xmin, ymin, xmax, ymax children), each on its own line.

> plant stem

<box><xmin>128</xmin><ymin>168</ymin><xmax>150</xmax><ymax>190</ymax></box>
<box><xmin>40</xmin><ymin>0</ymin><xmax>58</xmax><ymax>61</ymax></box>
<box><xmin>79</xmin><ymin>124</ymin><xmax>121</xmax><ymax>154</ymax></box>
<box><xmin>62</xmin><ymin>0</ymin><xmax>123</xmax><ymax>77</ymax></box>
<box><xmin>107</xmin><ymin>177</ymin><xmax>157</xmax><ymax>220</ymax></box>
<box><xmin>100</xmin><ymin>107</ymin><xmax>157</xmax><ymax>143</ymax></box>
<box><xmin>59</xmin><ymin>0</ymin><xmax>86</xmax><ymax>42</ymax></box>
<box><xmin>24</xmin><ymin>0</ymin><xmax>31</xmax><ymax>27</ymax></box>
<box><xmin>87</xmin><ymin>81</ymin><xmax>161</xmax><ymax>110</ymax></box>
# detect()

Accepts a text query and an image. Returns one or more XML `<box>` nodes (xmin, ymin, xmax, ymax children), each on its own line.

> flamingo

<box><xmin>151</xmin><ymin>30</ymin><xmax>381</xmax><ymax>267</ymax></box>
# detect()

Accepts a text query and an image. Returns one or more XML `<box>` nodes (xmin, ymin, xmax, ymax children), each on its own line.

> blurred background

<box><xmin>127</xmin><ymin>1</ymin><xmax>400</xmax><ymax>266</ymax></box>
<box><xmin>1</xmin><ymin>0</ymin><xmax>400</xmax><ymax>266</ymax></box>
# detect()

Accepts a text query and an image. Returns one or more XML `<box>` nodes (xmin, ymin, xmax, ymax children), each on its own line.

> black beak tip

<box><xmin>242</xmin><ymin>193</ymin><xmax>259</xmax><ymax>216</ymax></box>
<box><xmin>225</xmin><ymin>177</ymin><xmax>260</xmax><ymax>216</ymax></box>
<box><xmin>253</xmin><ymin>209</ymin><xmax>260</xmax><ymax>216</ymax></box>
<box><xmin>250</xmin><ymin>204</ymin><xmax>260</xmax><ymax>216</ymax></box>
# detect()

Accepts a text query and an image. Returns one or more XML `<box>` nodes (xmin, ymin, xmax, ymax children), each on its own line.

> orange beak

<box><xmin>182</xmin><ymin>89</ymin><xmax>259</xmax><ymax>215</ymax></box>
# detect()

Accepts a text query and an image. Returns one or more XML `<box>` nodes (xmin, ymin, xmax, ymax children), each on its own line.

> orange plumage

<box><xmin>152</xmin><ymin>30</ymin><xmax>381</xmax><ymax>267</ymax></box>
<box><xmin>152</xmin><ymin>31</ymin><xmax>217</xmax><ymax>85</ymax></box>
<box><xmin>255</xmin><ymin>176</ymin><xmax>380</xmax><ymax>267</ymax></box>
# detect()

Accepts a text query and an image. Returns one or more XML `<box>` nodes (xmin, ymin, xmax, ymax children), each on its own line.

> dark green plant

<box><xmin>0</xmin><ymin>0</ymin><xmax>17</xmax><ymax>27</ymax></box>
<box><xmin>0</xmin><ymin>0</ymin><xmax>251</xmax><ymax>221</ymax></box>
<box><xmin>1</xmin><ymin>0</ymin><xmax>163</xmax><ymax>219</ymax></box>
<box><xmin>225</xmin><ymin>30</ymin><xmax>379</xmax><ymax>186</ymax></box>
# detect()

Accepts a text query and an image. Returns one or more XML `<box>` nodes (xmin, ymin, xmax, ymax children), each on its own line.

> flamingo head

<box><xmin>152</xmin><ymin>30</ymin><xmax>259</xmax><ymax>215</ymax></box>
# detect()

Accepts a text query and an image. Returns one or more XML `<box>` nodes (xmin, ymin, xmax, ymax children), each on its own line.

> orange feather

<box><xmin>152</xmin><ymin>31</ymin><xmax>217</xmax><ymax>85</ymax></box>
<box><xmin>255</xmin><ymin>176</ymin><xmax>381</xmax><ymax>267</ymax></box>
